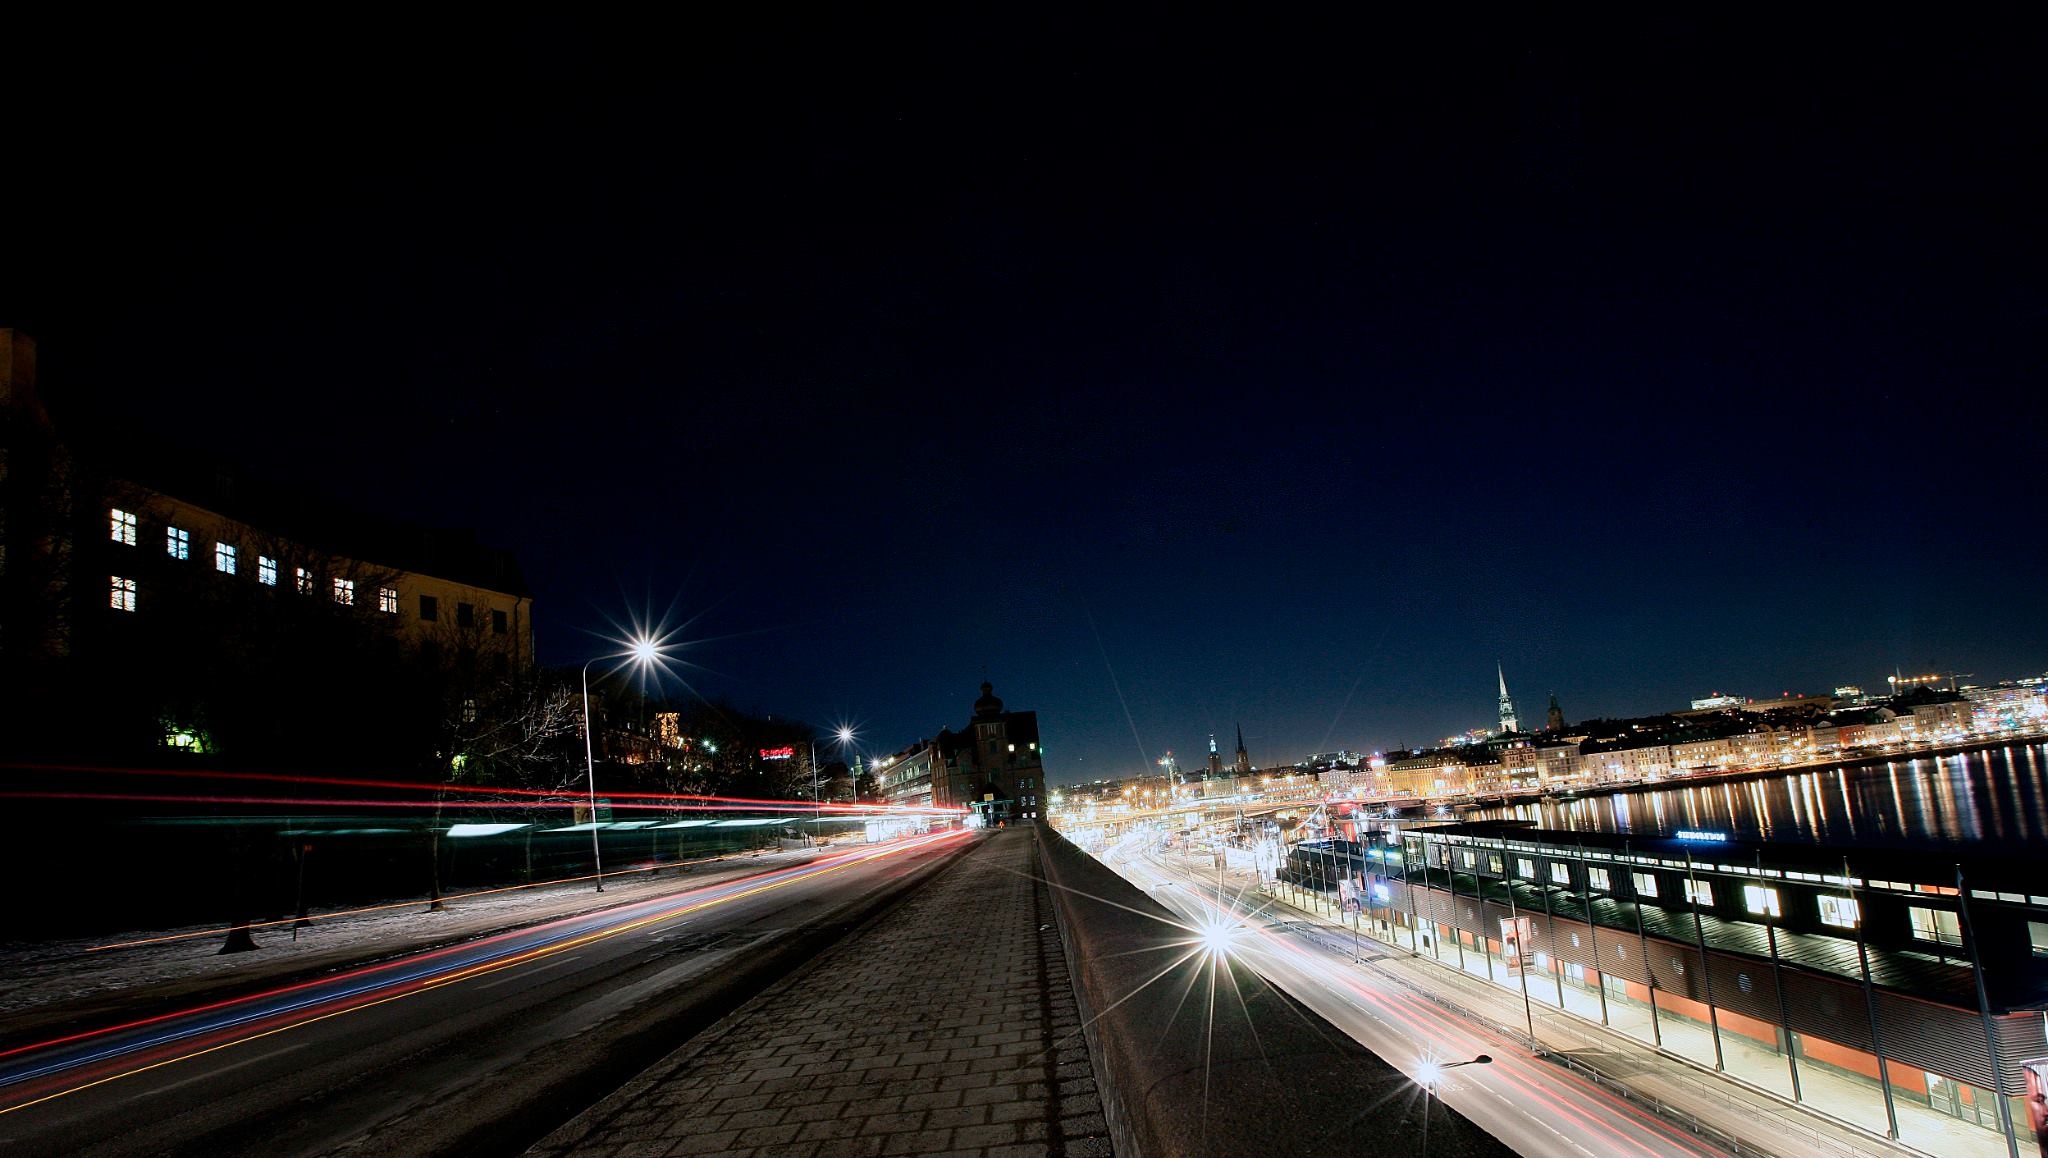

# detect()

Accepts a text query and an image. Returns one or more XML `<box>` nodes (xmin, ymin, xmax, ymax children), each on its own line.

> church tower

<box><xmin>1546</xmin><ymin>692</ymin><xmax>1565</xmax><ymax>734</ymax></box>
<box><xmin>1206</xmin><ymin>734</ymin><xmax>1222</xmax><ymax>779</ymax></box>
<box><xmin>1233</xmin><ymin>723</ymin><xmax>1251</xmax><ymax>776</ymax></box>
<box><xmin>1497</xmin><ymin>663</ymin><xmax>1520</xmax><ymax>734</ymax></box>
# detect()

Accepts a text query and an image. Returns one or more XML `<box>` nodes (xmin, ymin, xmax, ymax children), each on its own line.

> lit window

<box><xmin>215</xmin><ymin>542</ymin><xmax>237</xmax><ymax>574</ymax></box>
<box><xmin>1743</xmin><ymin>884</ymin><xmax>1781</xmax><ymax>917</ymax></box>
<box><xmin>333</xmin><ymin>578</ymin><xmax>353</xmax><ymax>605</ymax></box>
<box><xmin>1908</xmin><ymin>906</ymin><xmax>1962</xmax><ymax>947</ymax></box>
<box><xmin>2029</xmin><ymin>921</ymin><xmax>2048</xmax><ymax>956</ymax></box>
<box><xmin>167</xmin><ymin>526</ymin><xmax>190</xmax><ymax>560</ymax></box>
<box><xmin>1517</xmin><ymin>857</ymin><xmax>1536</xmax><ymax>879</ymax></box>
<box><xmin>1632</xmin><ymin>872</ymin><xmax>1659</xmax><ymax>898</ymax></box>
<box><xmin>258</xmin><ymin>556</ymin><xmax>278</xmax><ymax>586</ymax></box>
<box><xmin>378</xmin><ymin>586</ymin><xmax>398</xmax><ymax>614</ymax></box>
<box><xmin>1819</xmin><ymin>895</ymin><xmax>1860</xmax><ymax>929</ymax></box>
<box><xmin>111</xmin><ymin>508</ymin><xmax>137</xmax><ymax>545</ymax></box>
<box><xmin>1684</xmin><ymin>879</ymin><xmax>1714</xmax><ymax>906</ymax></box>
<box><xmin>296</xmin><ymin>567</ymin><xmax>313</xmax><ymax>594</ymax></box>
<box><xmin>1550</xmin><ymin>862</ymin><xmax>1570</xmax><ymax>886</ymax></box>
<box><xmin>111</xmin><ymin>575</ymin><xmax>136</xmax><ymax>611</ymax></box>
<box><xmin>1588</xmin><ymin>867</ymin><xmax>1611</xmax><ymax>892</ymax></box>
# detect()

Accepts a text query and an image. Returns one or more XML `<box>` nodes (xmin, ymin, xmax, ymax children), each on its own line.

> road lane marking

<box><xmin>476</xmin><ymin>954</ymin><xmax>583</xmax><ymax>990</ymax></box>
<box><xmin>128</xmin><ymin>1042</ymin><xmax>308</xmax><ymax>1101</ymax></box>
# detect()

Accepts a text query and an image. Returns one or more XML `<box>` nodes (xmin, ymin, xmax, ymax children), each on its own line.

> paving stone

<box><xmin>812</xmin><ymin>1138</ymin><xmax>886</xmax><ymax>1158</ymax></box>
<box><xmin>723</xmin><ymin>1107</ymin><xmax>786</xmax><ymax>1129</ymax></box>
<box><xmin>923</xmin><ymin>1104</ymin><xmax>989</xmax><ymax>1129</ymax></box>
<box><xmin>878</xmin><ymin>1128</ymin><xmax>952</xmax><ymax>1155</ymax></box>
<box><xmin>535</xmin><ymin>829</ymin><xmax>1111</xmax><ymax>1157</ymax></box>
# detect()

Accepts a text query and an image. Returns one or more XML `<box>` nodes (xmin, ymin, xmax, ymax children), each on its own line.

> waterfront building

<box><xmin>1495</xmin><ymin>738</ymin><xmax>1539</xmax><ymax>787</ymax></box>
<box><xmin>1310</xmin><ymin>820</ymin><xmax>2048</xmax><ymax>1155</ymax></box>
<box><xmin>1379</xmin><ymin>751</ymin><xmax>1487</xmax><ymax>796</ymax></box>
<box><xmin>1534</xmin><ymin>743</ymin><xmax>1582</xmax><ymax>786</ymax></box>
<box><xmin>1969</xmin><ymin>686</ymin><xmax>2048</xmax><ymax>735</ymax></box>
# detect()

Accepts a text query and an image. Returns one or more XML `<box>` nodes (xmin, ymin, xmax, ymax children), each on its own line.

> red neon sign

<box><xmin>759</xmin><ymin>746</ymin><xmax>795</xmax><ymax>761</ymax></box>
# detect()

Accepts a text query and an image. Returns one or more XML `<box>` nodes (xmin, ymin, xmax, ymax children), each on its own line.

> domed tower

<box><xmin>973</xmin><ymin>681</ymin><xmax>1005</xmax><ymax>719</ymax></box>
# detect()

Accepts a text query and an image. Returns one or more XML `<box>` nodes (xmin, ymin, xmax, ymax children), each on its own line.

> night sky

<box><xmin>6</xmin><ymin>11</ymin><xmax>2042</xmax><ymax>785</ymax></box>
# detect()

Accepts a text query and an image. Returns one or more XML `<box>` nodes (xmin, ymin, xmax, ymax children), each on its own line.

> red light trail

<box><xmin>0</xmin><ymin>828</ymin><xmax>973</xmax><ymax>1114</ymax></box>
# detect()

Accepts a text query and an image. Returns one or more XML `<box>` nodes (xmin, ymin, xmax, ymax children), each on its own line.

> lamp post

<box><xmin>1414</xmin><ymin>1053</ymin><xmax>1491</xmax><ymax>1094</ymax></box>
<box><xmin>807</xmin><ymin>724</ymin><xmax>857</xmax><ymax>847</ymax></box>
<box><xmin>1414</xmin><ymin>1054</ymin><xmax>1490</xmax><ymax>1156</ymax></box>
<box><xmin>582</xmin><ymin>635</ymin><xmax>661</xmax><ymax>893</ymax></box>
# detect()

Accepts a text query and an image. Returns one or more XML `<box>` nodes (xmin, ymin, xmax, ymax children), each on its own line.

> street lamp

<box><xmin>1413</xmin><ymin>1054</ymin><xmax>1491</xmax><ymax>1094</ymax></box>
<box><xmin>808</xmin><ymin>724</ymin><xmax>857</xmax><ymax>846</ymax></box>
<box><xmin>1413</xmin><ymin>1053</ymin><xmax>1489</xmax><ymax>1156</ymax></box>
<box><xmin>582</xmin><ymin>632</ymin><xmax>664</xmax><ymax>892</ymax></box>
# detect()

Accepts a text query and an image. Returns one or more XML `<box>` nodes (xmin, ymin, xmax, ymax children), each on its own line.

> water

<box><xmin>1460</xmin><ymin>741</ymin><xmax>2048</xmax><ymax>852</ymax></box>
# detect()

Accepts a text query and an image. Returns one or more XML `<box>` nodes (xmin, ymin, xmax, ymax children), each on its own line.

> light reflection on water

<box><xmin>1461</xmin><ymin>743</ymin><xmax>2048</xmax><ymax>851</ymax></box>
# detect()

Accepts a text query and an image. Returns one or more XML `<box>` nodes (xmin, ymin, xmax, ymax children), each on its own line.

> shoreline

<box><xmin>1451</xmin><ymin>730</ymin><xmax>2048</xmax><ymax>814</ymax></box>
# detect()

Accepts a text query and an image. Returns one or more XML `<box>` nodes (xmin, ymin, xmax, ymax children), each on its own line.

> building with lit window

<box><xmin>875</xmin><ymin>682</ymin><xmax>1047</xmax><ymax>823</ymax></box>
<box><xmin>1302</xmin><ymin>818</ymin><xmax>2048</xmax><ymax>1155</ymax></box>
<box><xmin>1</xmin><ymin>330</ymin><xmax>531</xmax><ymax>754</ymax></box>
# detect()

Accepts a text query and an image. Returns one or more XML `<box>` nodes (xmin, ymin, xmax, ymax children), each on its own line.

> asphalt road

<box><xmin>1107</xmin><ymin>832</ymin><xmax>1730</xmax><ymax>1158</ymax></box>
<box><xmin>0</xmin><ymin>829</ymin><xmax>975</xmax><ymax>1156</ymax></box>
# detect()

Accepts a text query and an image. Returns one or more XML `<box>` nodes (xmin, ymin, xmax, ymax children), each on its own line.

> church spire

<box><xmin>1233</xmin><ymin>723</ymin><xmax>1250</xmax><ymax>776</ymax></box>
<box><xmin>1496</xmin><ymin>662</ymin><xmax>1520</xmax><ymax>734</ymax></box>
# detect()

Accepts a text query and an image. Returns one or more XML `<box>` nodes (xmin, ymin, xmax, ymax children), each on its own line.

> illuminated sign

<box><xmin>1676</xmin><ymin>829</ymin><xmax>1728</xmax><ymax>842</ymax></box>
<box><xmin>759</xmin><ymin>746</ymin><xmax>795</xmax><ymax>761</ymax></box>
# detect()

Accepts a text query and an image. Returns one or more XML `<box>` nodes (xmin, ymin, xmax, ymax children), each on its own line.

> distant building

<box><xmin>1544</xmin><ymin>692</ymin><xmax>1566</xmax><ymax>734</ymax></box>
<box><xmin>1496</xmin><ymin>663</ymin><xmax>1519</xmax><ymax>734</ymax></box>
<box><xmin>877</xmin><ymin>682</ymin><xmax>1047</xmax><ymax>823</ymax></box>
<box><xmin>1690</xmin><ymin>692</ymin><xmax>1747</xmax><ymax>711</ymax></box>
<box><xmin>1233</xmin><ymin>723</ymin><xmax>1251</xmax><ymax>776</ymax></box>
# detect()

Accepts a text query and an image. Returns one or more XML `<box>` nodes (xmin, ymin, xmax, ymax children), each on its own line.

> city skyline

<box><xmin>1038</xmin><ymin>656</ymin><xmax>2046</xmax><ymax>787</ymax></box>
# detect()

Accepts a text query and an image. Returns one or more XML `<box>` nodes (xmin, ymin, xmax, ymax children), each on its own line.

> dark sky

<box><xmin>6</xmin><ymin>11</ymin><xmax>2043</xmax><ymax>784</ymax></box>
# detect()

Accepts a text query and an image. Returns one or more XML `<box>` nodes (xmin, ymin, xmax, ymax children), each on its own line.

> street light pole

<box><xmin>807</xmin><ymin>725</ymin><xmax>857</xmax><ymax>848</ymax></box>
<box><xmin>582</xmin><ymin>658</ymin><xmax>606</xmax><ymax>892</ymax></box>
<box><xmin>580</xmin><ymin>635</ymin><xmax>662</xmax><ymax>894</ymax></box>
